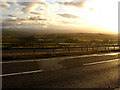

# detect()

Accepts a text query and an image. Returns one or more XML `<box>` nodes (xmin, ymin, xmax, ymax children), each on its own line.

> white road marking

<box><xmin>1</xmin><ymin>58</ymin><xmax>119</xmax><ymax>77</ymax></box>
<box><xmin>0</xmin><ymin>70</ymin><xmax>43</xmax><ymax>77</ymax></box>
<box><xmin>1</xmin><ymin>54</ymin><xmax>120</xmax><ymax>77</ymax></box>
<box><xmin>83</xmin><ymin>59</ymin><xmax>119</xmax><ymax>66</ymax></box>
<box><xmin>1</xmin><ymin>52</ymin><xmax>119</xmax><ymax>64</ymax></box>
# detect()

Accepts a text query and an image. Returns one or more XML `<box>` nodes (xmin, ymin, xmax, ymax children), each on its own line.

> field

<box><xmin>2</xmin><ymin>30</ymin><xmax>118</xmax><ymax>48</ymax></box>
<box><xmin>2</xmin><ymin>30</ymin><xmax>119</xmax><ymax>60</ymax></box>
<box><xmin>2</xmin><ymin>30</ymin><xmax>118</xmax><ymax>60</ymax></box>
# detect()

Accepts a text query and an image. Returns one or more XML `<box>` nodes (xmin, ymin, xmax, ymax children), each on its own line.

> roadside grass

<box><xmin>2</xmin><ymin>49</ymin><xmax>119</xmax><ymax>61</ymax></box>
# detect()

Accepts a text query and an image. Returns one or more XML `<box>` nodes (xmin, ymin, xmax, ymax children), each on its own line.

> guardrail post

<box><xmin>92</xmin><ymin>47</ymin><xmax>94</xmax><ymax>51</ymax></box>
<box><xmin>97</xmin><ymin>46</ymin><xmax>99</xmax><ymax>51</ymax></box>
<box><xmin>81</xmin><ymin>47</ymin><xmax>83</xmax><ymax>52</ymax></box>
<box><xmin>32</xmin><ymin>48</ymin><xmax>35</xmax><ymax>58</ymax></box>
<box><xmin>108</xmin><ymin>45</ymin><xmax>109</xmax><ymax>52</ymax></box>
<box><xmin>53</xmin><ymin>48</ymin><xmax>55</xmax><ymax>54</ymax></box>
<box><xmin>105</xmin><ymin>46</ymin><xmax>106</xmax><ymax>51</ymax></box>
<box><xmin>10</xmin><ymin>47</ymin><xmax>12</xmax><ymax>57</ymax></box>
<box><xmin>87</xmin><ymin>47</ymin><xmax>88</xmax><ymax>51</ymax></box>
<box><xmin>114</xmin><ymin>46</ymin><xmax>115</xmax><ymax>50</ymax></box>
<box><xmin>95</xmin><ymin>46</ymin><xmax>97</xmax><ymax>51</ymax></box>
<box><xmin>68</xmin><ymin>47</ymin><xmax>70</xmax><ymax>53</ymax></box>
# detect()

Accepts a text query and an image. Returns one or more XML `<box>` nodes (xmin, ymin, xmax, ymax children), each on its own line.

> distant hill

<box><xmin>2</xmin><ymin>29</ymin><xmax>118</xmax><ymax>45</ymax></box>
<box><xmin>2</xmin><ymin>29</ymin><xmax>118</xmax><ymax>37</ymax></box>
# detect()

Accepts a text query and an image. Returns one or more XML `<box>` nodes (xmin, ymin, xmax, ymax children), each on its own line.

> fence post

<box><xmin>31</xmin><ymin>35</ymin><xmax>35</xmax><ymax>58</ymax></box>
<box><xmin>33</xmin><ymin>48</ymin><xmax>35</xmax><ymax>57</ymax></box>
<box><xmin>81</xmin><ymin>47</ymin><xmax>83</xmax><ymax>51</ymax></box>
<box><xmin>114</xmin><ymin>46</ymin><xmax>115</xmax><ymax>50</ymax></box>
<box><xmin>105</xmin><ymin>46</ymin><xmax>106</xmax><ymax>51</ymax></box>
<box><xmin>10</xmin><ymin>47</ymin><xmax>12</xmax><ymax>57</ymax></box>
<box><xmin>92</xmin><ymin>47</ymin><xmax>94</xmax><ymax>51</ymax></box>
<box><xmin>53</xmin><ymin>48</ymin><xmax>55</xmax><ymax>54</ymax></box>
<box><xmin>82</xmin><ymin>47</ymin><xmax>84</xmax><ymax>51</ymax></box>
<box><xmin>108</xmin><ymin>45</ymin><xmax>109</xmax><ymax>52</ymax></box>
<box><xmin>96</xmin><ymin>46</ymin><xmax>98</xmax><ymax>51</ymax></box>
<box><xmin>87</xmin><ymin>47</ymin><xmax>88</xmax><ymax>51</ymax></box>
<box><xmin>68</xmin><ymin>47</ymin><xmax>70</xmax><ymax>53</ymax></box>
<box><xmin>97</xmin><ymin>46</ymin><xmax>99</xmax><ymax>51</ymax></box>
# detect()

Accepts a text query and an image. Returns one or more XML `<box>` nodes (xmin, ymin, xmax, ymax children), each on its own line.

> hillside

<box><xmin>2</xmin><ymin>29</ymin><xmax>118</xmax><ymax>46</ymax></box>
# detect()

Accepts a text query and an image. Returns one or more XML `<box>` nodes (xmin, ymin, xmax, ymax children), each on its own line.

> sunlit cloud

<box><xmin>8</xmin><ymin>2</ymin><xmax>19</xmax><ymax>6</ymax></box>
<box><xmin>2</xmin><ymin>16</ymin><xmax>47</xmax><ymax>28</ymax></box>
<box><xmin>0</xmin><ymin>1</ymin><xmax>10</xmax><ymax>9</ymax></box>
<box><xmin>19</xmin><ymin>2</ymin><xmax>47</xmax><ymax>13</ymax></box>
<box><xmin>1</xmin><ymin>0</ymin><xmax>119</xmax><ymax>34</ymax></box>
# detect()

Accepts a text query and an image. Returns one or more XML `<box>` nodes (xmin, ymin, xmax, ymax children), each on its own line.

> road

<box><xmin>1</xmin><ymin>52</ymin><xmax>120</xmax><ymax>88</ymax></box>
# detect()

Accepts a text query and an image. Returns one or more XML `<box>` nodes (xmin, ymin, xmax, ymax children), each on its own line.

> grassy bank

<box><xmin>2</xmin><ymin>49</ymin><xmax>120</xmax><ymax>61</ymax></box>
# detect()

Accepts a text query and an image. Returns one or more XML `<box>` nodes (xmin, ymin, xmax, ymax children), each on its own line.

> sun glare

<box><xmin>2</xmin><ymin>0</ymin><xmax>119</xmax><ymax>34</ymax></box>
<box><xmin>67</xmin><ymin>0</ymin><xmax>118</xmax><ymax>33</ymax></box>
<box><xmin>86</xmin><ymin>0</ymin><xmax>117</xmax><ymax>33</ymax></box>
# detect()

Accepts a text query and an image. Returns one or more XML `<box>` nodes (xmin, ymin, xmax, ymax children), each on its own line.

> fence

<box><xmin>3</xmin><ymin>44</ymin><xmax>120</xmax><ymax>57</ymax></box>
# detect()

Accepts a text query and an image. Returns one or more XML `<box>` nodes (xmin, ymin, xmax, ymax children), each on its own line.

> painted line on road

<box><xmin>1</xmin><ymin>59</ymin><xmax>119</xmax><ymax>77</ymax></box>
<box><xmin>83</xmin><ymin>59</ymin><xmax>119</xmax><ymax>66</ymax></box>
<box><xmin>1</xmin><ymin>52</ymin><xmax>119</xmax><ymax>64</ymax></box>
<box><xmin>1</xmin><ymin>58</ymin><xmax>120</xmax><ymax>77</ymax></box>
<box><xmin>0</xmin><ymin>69</ymin><xmax>43</xmax><ymax>77</ymax></box>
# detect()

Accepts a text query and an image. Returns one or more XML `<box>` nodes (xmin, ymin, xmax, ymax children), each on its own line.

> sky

<box><xmin>0</xmin><ymin>0</ymin><xmax>119</xmax><ymax>34</ymax></box>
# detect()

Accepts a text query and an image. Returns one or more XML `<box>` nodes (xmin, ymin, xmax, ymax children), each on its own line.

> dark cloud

<box><xmin>30</xmin><ymin>12</ymin><xmax>41</xmax><ymax>15</ymax></box>
<box><xmin>2</xmin><ymin>22</ymin><xmax>14</xmax><ymax>26</ymax></box>
<box><xmin>29</xmin><ymin>16</ymin><xmax>46</xmax><ymax>21</ymax></box>
<box><xmin>2</xmin><ymin>18</ymin><xmax>18</xmax><ymax>27</ymax></box>
<box><xmin>0</xmin><ymin>1</ymin><xmax>10</xmax><ymax>9</ymax></box>
<box><xmin>58</xmin><ymin>14</ymin><xmax>78</xmax><ymax>18</ymax></box>
<box><xmin>7</xmin><ymin>15</ymin><xmax>15</xmax><ymax>17</ymax></box>
<box><xmin>19</xmin><ymin>2</ymin><xmax>47</xmax><ymax>13</ymax></box>
<box><xmin>4</xmin><ymin>18</ymin><xmax>18</xmax><ymax>22</ymax></box>
<box><xmin>2</xmin><ymin>16</ymin><xmax>47</xmax><ymax>28</ymax></box>
<box><xmin>57</xmin><ymin>2</ymin><xmax>85</xmax><ymax>8</ymax></box>
<box><xmin>8</xmin><ymin>2</ymin><xmax>19</xmax><ymax>6</ymax></box>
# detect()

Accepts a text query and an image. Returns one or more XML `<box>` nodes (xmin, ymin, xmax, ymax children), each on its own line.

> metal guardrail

<box><xmin>3</xmin><ymin>45</ymin><xmax>120</xmax><ymax>55</ymax></box>
<box><xmin>2</xmin><ymin>43</ymin><xmax>120</xmax><ymax>49</ymax></box>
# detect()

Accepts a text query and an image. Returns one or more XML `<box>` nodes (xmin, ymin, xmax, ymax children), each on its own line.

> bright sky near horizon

<box><xmin>0</xmin><ymin>0</ymin><xmax>119</xmax><ymax>34</ymax></box>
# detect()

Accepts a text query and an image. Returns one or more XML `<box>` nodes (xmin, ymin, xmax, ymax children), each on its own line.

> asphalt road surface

<box><xmin>1</xmin><ymin>52</ymin><xmax>120</xmax><ymax>88</ymax></box>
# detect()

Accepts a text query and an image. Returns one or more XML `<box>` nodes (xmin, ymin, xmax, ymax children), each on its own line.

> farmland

<box><xmin>2</xmin><ymin>30</ymin><xmax>119</xmax><ymax>60</ymax></box>
<box><xmin>2</xmin><ymin>30</ymin><xmax>118</xmax><ymax>48</ymax></box>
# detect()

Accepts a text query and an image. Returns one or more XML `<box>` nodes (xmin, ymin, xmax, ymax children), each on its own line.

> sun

<box><xmin>83</xmin><ymin>0</ymin><xmax>118</xmax><ymax>33</ymax></box>
<box><xmin>67</xmin><ymin>0</ymin><xmax>118</xmax><ymax>33</ymax></box>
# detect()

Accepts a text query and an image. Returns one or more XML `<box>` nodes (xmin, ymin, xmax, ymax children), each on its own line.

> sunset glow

<box><xmin>0</xmin><ymin>0</ymin><xmax>119</xmax><ymax>34</ymax></box>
